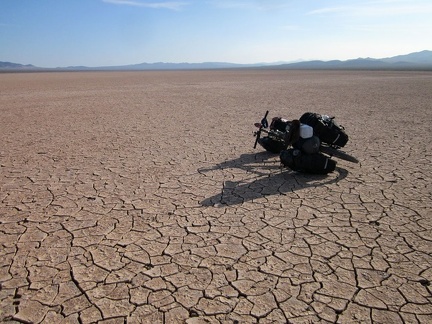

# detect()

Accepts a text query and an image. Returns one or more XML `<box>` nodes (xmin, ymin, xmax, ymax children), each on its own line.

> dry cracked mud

<box><xmin>1</xmin><ymin>70</ymin><xmax>431</xmax><ymax>323</ymax></box>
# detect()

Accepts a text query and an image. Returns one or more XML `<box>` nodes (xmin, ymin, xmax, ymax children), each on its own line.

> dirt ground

<box><xmin>1</xmin><ymin>70</ymin><xmax>431</xmax><ymax>323</ymax></box>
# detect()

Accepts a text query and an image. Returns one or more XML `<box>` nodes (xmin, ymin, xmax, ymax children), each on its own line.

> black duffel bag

<box><xmin>299</xmin><ymin>112</ymin><xmax>348</xmax><ymax>147</ymax></box>
<box><xmin>280</xmin><ymin>148</ymin><xmax>336</xmax><ymax>174</ymax></box>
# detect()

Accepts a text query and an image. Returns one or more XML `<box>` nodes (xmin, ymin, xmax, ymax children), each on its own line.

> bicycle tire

<box><xmin>320</xmin><ymin>146</ymin><xmax>359</xmax><ymax>163</ymax></box>
<box><xmin>253</xmin><ymin>130</ymin><xmax>261</xmax><ymax>149</ymax></box>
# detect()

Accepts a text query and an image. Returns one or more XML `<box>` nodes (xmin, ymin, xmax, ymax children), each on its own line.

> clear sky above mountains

<box><xmin>1</xmin><ymin>0</ymin><xmax>431</xmax><ymax>68</ymax></box>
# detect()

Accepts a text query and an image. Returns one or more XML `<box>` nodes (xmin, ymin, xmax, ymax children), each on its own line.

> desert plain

<box><xmin>0</xmin><ymin>70</ymin><xmax>431</xmax><ymax>323</ymax></box>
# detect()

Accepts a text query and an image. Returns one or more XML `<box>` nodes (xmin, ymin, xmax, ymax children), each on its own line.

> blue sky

<box><xmin>1</xmin><ymin>0</ymin><xmax>431</xmax><ymax>67</ymax></box>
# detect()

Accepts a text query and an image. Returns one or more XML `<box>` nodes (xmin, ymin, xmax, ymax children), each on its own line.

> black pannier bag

<box><xmin>258</xmin><ymin>137</ymin><xmax>287</xmax><ymax>154</ymax></box>
<box><xmin>257</xmin><ymin>117</ymin><xmax>292</xmax><ymax>154</ymax></box>
<box><xmin>299</xmin><ymin>112</ymin><xmax>348</xmax><ymax>147</ymax></box>
<box><xmin>280</xmin><ymin>149</ymin><xmax>336</xmax><ymax>174</ymax></box>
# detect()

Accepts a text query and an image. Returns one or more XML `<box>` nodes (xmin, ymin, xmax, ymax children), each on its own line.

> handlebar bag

<box><xmin>299</xmin><ymin>112</ymin><xmax>348</xmax><ymax>147</ymax></box>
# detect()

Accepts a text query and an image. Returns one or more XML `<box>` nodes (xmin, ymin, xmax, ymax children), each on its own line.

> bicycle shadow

<box><xmin>199</xmin><ymin>151</ymin><xmax>348</xmax><ymax>207</ymax></box>
<box><xmin>198</xmin><ymin>151</ymin><xmax>280</xmax><ymax>177</ymax></box>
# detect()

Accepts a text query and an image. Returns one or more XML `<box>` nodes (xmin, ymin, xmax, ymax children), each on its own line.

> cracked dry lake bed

<box><xmin>0</xmin><ymin>70</ymin><xmax>431</xmax><ymax>323</ymax></box>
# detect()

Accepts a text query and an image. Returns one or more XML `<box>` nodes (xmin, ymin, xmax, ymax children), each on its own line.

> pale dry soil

<box><xmin>0</xmin><ymin>70</ymin><xmax>431</xmax><ymax>323</ymax></box>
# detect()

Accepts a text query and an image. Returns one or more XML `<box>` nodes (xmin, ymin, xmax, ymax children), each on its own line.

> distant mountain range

<box><xmin>1</xmin><ymin>50</ymin><xmax>432</xmax><ymax>71</ymax></box>
<box><xmin>0</xmin><ymin>61</ymin><xmax>39</xmax><ymax>70</ymax></box>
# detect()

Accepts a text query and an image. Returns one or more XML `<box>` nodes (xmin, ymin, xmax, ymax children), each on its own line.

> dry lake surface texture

<box><xmin>0</xmin><ymin>70</ymin><xmax>431</xmax><ymax>323</ymax></box>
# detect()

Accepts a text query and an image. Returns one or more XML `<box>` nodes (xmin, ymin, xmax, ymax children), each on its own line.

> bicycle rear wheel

<box><xmin>320</xmin><ymin>146</ymin><xmax>359</xmax><ymax>163</ymax></box>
